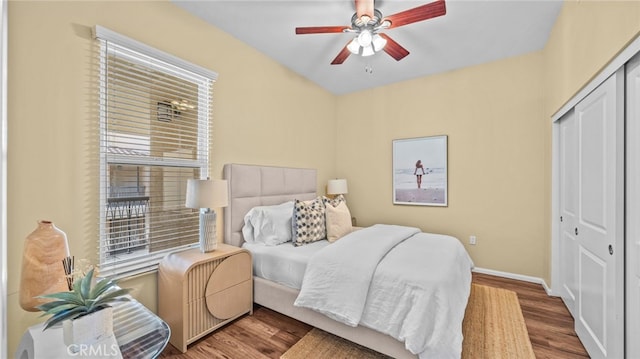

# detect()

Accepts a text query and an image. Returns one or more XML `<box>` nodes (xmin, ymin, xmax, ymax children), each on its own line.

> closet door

<box><xmin>572</xmin><ymin>70</ymin><xmax>624</xmax><ymax>359</ymax></box>
<box><xmin>559</xmin><ymin>110</ymin><xmax>578</xmax><ymax>316</ymax></box>
<box><xmin>626</xmin><ymin>53</ymin><xmax>640</xmax><ymax>359</ymax></box>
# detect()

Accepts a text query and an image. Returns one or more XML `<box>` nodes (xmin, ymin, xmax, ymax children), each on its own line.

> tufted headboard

<box><xmin>223</xmin><ymin>163</ymin><xmax>317</xmax><ymax>247</ymax></box>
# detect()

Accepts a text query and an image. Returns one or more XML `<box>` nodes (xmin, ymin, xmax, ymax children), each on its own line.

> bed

<box><xmin>223</xmin><ymin>163</ymin><xmax>473</xmax><ymax>359</ymax></box>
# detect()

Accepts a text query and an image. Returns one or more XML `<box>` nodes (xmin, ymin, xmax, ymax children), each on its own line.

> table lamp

<box><xmin>185</xmin><ymin>178</ymin><xmax>228</xmax><ymax>252</ymax></box>
<box><xmin>327</xmin><ymin>179</ymin><xmax>348</xmax><ymax>196</ymax></box>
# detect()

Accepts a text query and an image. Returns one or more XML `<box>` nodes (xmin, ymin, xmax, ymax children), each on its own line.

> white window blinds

<box><xmin>95</xmin><ymin>26</ymin><xmax>217</xmax><ymax>277</ymax></box>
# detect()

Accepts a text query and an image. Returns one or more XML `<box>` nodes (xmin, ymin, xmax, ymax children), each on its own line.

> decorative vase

<box><xmin>19</xmin><ymin>220</ymin><xmax>71</xmax><ymax>311</ymax></box>
<box><xmin>63</xmin><ymin>307</ymin><xmax>115</xmax><ymax>351</ymax></box>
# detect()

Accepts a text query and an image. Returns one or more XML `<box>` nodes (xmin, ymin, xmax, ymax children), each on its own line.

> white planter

<box><xmin>63</xmin><ymin>306</ymin><xmax>114</xmax><ymax>350</ymax></box>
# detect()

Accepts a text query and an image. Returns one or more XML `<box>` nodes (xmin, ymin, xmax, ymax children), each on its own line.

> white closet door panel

<box><xmin>560</xmin><ymin>231</ymin><xmax>577</xmax><ymax>304</ymax></box>
<box><xmin>578</xmin><ymin>246</ymin><xmax>606</xmax><ymax>348</ymax></box>
<box><xmin>559</xmin><ymin>110</ymin><xmax>578</xmax><ymax>314</ymax></box>
<box><xmin>626</xmin><ymin>52</ymin><xmax>640</xmax><ymax>359</ymax></box>
<box><xmin>561</xmin><ymin>114</ymin><xmax>578</xmax><ymax>217</ymax></box>
<box><xmin>578</xmin><ymin>98</ymin><xmax>607</xmax><ymax>231</ymax></box>
<box><xmin>573</xmin><ymin>70</ymin><xmax>623</xmax><ymax>359</ymax></box>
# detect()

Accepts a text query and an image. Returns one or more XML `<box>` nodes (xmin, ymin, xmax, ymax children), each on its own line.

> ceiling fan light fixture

<box><xmin>296</xmin><ymin>0</ymin><xmax>448</xmax><ymax>65</ymax></box>
<box><xmin>357</xmin><ymin>29</ymin><xmax>373</xmax><ymax>47</ymax></box>
<box><xmin>347</xmin><ymin>37</ymin><xmax>361</xmax><ymax>55</ymax></box>
<box><xmin>372</xmin><ymin>34</ymin><xmax>387</xmax><ymax>52</ymax></box>
<box><xmin>361</xmin><ymin>45</ymin><xmax>375</xmax><ymax>57</ymax></box>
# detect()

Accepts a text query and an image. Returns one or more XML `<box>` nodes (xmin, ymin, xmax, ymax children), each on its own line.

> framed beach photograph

<box><xmin>393</xmin><ymin>135</ymin><xmax>448</xmax><ymax>206</ymax></box>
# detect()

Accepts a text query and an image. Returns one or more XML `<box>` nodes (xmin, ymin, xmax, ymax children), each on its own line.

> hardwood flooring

<box><xmin>159</xmin><ymin>272</ymin><xmax>589</xmax><ymax>358</ymax></box>
<box><xmin>472</xmin><ymin>272</ymin><xmax>589</xmax><ymax>359</ymax></box>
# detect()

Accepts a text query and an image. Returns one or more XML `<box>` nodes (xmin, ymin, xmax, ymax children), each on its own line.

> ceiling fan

<box><xmin>295</xmin><ymin>0</ymin><xmax>446</xmax><ymax>65</ymax></box>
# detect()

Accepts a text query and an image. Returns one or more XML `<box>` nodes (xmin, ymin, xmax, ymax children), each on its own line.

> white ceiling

<box><xmin>172</xmin><ymin>0</ymin><xmax>563</xmax><ymax>95</ymax></box>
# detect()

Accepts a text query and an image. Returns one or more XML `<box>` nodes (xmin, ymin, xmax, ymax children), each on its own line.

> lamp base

<box><xmin>199</xmin><ymin>210</ymin><xmax>217</xmax><ymax>252</ymax></box>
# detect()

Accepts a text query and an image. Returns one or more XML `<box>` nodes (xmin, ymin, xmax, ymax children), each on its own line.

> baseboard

<box><xmin>473</xmin><ymin>267</ymin><xmax>553</xmax><ymax>296</ymax></box>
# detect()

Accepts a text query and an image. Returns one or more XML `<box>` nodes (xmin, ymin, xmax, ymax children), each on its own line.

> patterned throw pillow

<box><xmin>292</xmin><ymin>197</ymin><xmax>326</xmax><ymax>246</ymax></box>
<box><xmin>322</xmin><ymin>194</ymin><xmax>345</xmax><ymax>208</ymax></box>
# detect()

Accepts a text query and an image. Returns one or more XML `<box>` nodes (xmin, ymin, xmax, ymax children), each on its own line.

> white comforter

<box><xmin>294</xmin><ymin>224</ymin><xmax>473</xmax><ymax>359</ymax></box>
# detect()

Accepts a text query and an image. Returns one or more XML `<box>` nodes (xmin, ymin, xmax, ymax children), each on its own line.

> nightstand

<box><xmin>158</xmin><ymin>244</ymin><xmax>252</xmax><ymax>353</ymax></box>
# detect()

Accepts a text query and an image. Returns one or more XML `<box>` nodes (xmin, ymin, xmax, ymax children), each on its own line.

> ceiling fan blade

<box><xmin>379</xmin><ymin>33</ymin><xmax>410</xmax><ymax>61</ymax></box>
<box><xmin>295</xmin><ymin>26</ymin><xmax>349</xmax><ymax>35</ymax></box>
<box><xmin>384</xmin><ymin>0</ymin><xmax>446</xmax><ymax>29</ymax></box>
<box><xmin>331</xmin><ymin>43</ymin><xmax>352</xmax><ymax>65</ymax></box>
<box><xmin>355</xmin><ymin>0</ymin><xmax>374</xmax><ymax>18</ymax></box>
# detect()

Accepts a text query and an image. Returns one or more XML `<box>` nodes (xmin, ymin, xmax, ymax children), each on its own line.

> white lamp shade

<box><xmin>348</xmin><ymin>31</ymin><xmax>386</xmax><ymax>57</ymax></box>
<box><xmin>357</xmin><ymin>30</ymin><xmax>373</xmax><ymax>47</ymax></box>
<box><xmin>327</xmin><ymin>179</ymin><xmax>348</xmax><ymax>195</ymax></box>
<box><xmin>361</xmin><ymin>45</ymin><xmax>375</xmax><ymax>57</ymax></box>
<box><xmin>347</xmin><ymin>37</ymin><xmax>360</xmax><ymax>55</ymax></box>
<box><xmin>372</xmin><ymin>34</ymin><xmax>387</xmax><ymax>52</ymax></box>
<box><xmin>185</xmin><ymin>179</ymin><xmax>228</xmax><ymax>209</ymax></box>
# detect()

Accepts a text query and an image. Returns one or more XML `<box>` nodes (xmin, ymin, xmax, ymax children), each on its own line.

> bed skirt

<box><xmin>253</xmin><ymin>276</ymin><xmax>417</xmax><ymax>359</ymax></box>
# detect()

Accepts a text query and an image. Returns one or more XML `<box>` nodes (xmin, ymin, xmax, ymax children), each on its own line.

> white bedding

<box><xmin>294</xmin><ymin>224</ymin><xmax>474</xmax><ymax>359</ymax></box>
<box><xmin>242</xmin><ymin>240</ymin><xmax>330</xmax><ymax>289</ymax></box>
<box><xmin>294</xmin><ymin>224</ymin><xmax>421</xmax><ymax>326</ymax></box>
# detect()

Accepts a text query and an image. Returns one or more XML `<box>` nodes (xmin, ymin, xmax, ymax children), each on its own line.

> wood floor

<box><xmin>159</xmin><ymin>272</ymin><xmax>589</xmax><ymax>358</ymax></box>
<box><xmin>472</xmin><ymin>273</ymin><xmax>588</xmax><ymax>359</ymax></box>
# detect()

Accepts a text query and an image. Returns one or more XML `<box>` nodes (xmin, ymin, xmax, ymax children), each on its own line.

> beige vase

<box><xmin>19</xmin><ymin>220</ymin><xmax>71</xmax><ymax>311</ymax></box>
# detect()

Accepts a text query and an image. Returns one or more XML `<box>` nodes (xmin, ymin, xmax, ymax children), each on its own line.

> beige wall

<box><xmin>7</xmin><ymin>0</ymin><xmax>640</xmax><ymax>356</ymax></box>
<box><xmin>335</xmin><ymin>0</ymin><xmax>640</xmax><ymax>286</ymax></box>
<box><xmin>6</xmin><ymin>1</ymin><xmax>336</xmax><ymax>354</ymax></box>
<box><xmin>335</xmin><ymin>52</ymin><xmax>547</xmax><ymax>277</ymax></box>
<box><xmin>544</xmin><ymin>1</ymin><xmax>640</xmax><ymax>117</ymax></box>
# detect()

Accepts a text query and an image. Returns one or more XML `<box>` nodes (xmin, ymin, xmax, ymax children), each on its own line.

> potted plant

<box><xmin>36</xmin><ymin>267</ymin><xmax>131</xmax><ymax>349</ymax></box>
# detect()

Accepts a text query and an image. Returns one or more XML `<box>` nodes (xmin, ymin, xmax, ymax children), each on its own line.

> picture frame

<box><xmin>392</xmin><ymin>135</ymin><xmax>448</xmax><ymax>206</ymax></box>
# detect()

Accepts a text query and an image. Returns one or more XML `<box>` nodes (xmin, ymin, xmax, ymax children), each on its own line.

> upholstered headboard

<box><xmin>223</xmin><ymin>163</ymin><xmax>317</xmax><ymax>247</ymax></box>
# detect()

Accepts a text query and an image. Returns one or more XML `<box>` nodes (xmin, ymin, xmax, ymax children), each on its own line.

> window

<box><xmin>95</xmin><ymin>26</ymin><xmax>218</xmax><ymax>277</ymax></box>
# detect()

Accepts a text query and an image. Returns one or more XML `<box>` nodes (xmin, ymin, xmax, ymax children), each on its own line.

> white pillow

<box><xmin>242</xmin><ymin>201</ymin><xmax>294</xmax><ymax>245</ymax></box>
<box><xmin>325</xmin><ymin>200</ymin><xmax>352</xmax><ymax>243</ymax></box>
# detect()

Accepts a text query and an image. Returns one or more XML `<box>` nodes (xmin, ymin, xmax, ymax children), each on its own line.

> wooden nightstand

<box><xmin>158</xmin><ymin>244</ymin><xmax>252</xmax><ymax>353</ymax></box>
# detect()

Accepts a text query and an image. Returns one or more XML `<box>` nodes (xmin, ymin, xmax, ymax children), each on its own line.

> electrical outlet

<box><xmin>469</xmin><ymin>235</ymin><xmax>477</xmax><ymax>245</ymax></box>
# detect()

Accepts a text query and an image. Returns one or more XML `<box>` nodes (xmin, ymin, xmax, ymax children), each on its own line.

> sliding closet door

<box><xmin>571</xmin><ymin>70</ymin><xmax>624</xmax><ymax>359</ymax></box>
<box><xmin>626</xmin><ymin>53</ymin><xmax>640</xmax><ymax>359</ymax></box>
<box><xmin>558</xmin><ymin>110</ymin><xmax>578</xmax><ymax>316</ymax></box>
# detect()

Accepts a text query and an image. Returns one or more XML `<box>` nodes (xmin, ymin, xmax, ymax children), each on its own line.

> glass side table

<box><xmin>16</xmin><ymin>295</ymin><xmax>170</xmax><ymax>359</ymax></box>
